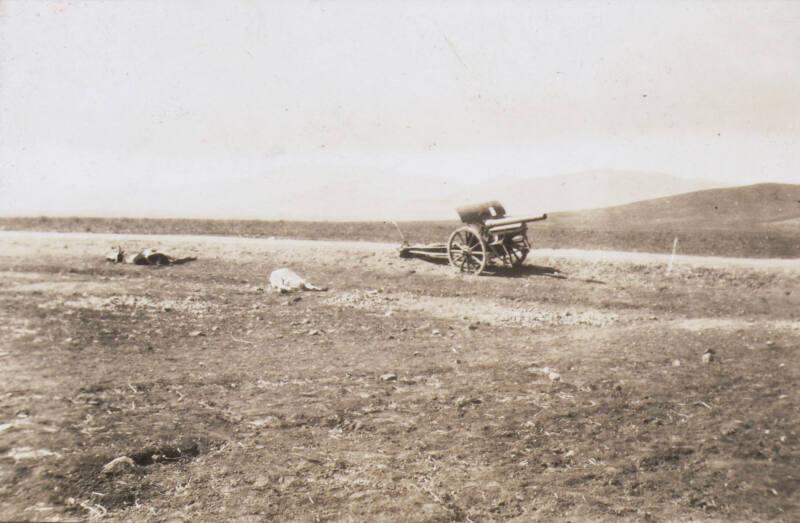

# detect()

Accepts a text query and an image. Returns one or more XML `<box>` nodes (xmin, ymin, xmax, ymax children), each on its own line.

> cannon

<box><xmin>398</xmin><ymin>201</ymin><xmax>547</xmax><ymax>275</ymax></box>
<box><xmin>448</xmin><ymin>201</ymin><xmax>547</xmax><ymax>275</ymax></box>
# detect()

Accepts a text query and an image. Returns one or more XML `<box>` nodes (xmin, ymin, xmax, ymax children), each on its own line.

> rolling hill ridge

<box><xmin>551</xmin><ymin>183</ymin><xmax>800</xmax><ymax>230</ymax></box>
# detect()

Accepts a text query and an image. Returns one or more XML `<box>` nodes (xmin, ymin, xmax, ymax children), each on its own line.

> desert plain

<box><xmin>0</xmin><ymin>229</ymin><xmax>798</xmax><ymax>522</ymax></box>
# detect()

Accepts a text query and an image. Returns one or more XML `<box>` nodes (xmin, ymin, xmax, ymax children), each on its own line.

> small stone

<box><xmin>249</xmin><ymin>417</ymin><xmax>280</xmax><ymax>429</ymax></box>
<box><xmin>253</xmin><ymin>477</ymin><xmax>270</xmax><ymax>489</ymax></box>
<box><xmin>467</xmin><ymin>322</ymin><xmax>479</xmax><ymax>330</ymax></box>
<box><xmin>672</xmin><ymin>359</ymin><xmax>681</xmax><ymax>367</ymax></box>
<box><xmin>542</xmin><ymin>367</ymin><xmax>561</xmax><ymax>381</ymax></box>
<box><xmin>188</xmin><ymin>331</ymin><xmax>204</xmax><ymax>337</ymax></box>
<box><xmin>7</xmin><ymin>447</ymin><xmax>59</xmax><ymax>461</ymax></box>
<box><xmin>308</xmin><ymin>329</ymin><xmax>320</xmax><ymax>336</ymax></box>
<box><xmin>702</xmin><ymin>350</ymin><xmax>714</xmax><ymax>364</ymax></box>
<box><xmin>380</xmin><ymin>373</ymin><xmax>397</xmax><ymax>382</ymax></box>
<box><xmin>720</xmin><ymin>420</ymin><xmax>742</xmax><ymax>436</ymax></box>
<box><xmin>455</xmin><ymin>397</ymin><xmax>482</xmax><ymax>408</ymax></box>
<box><xmin>432</xmin><ymin>329</ymin><xmax>441</xmax><ymax>336</ymax></box>
<box><xmin>102</xmin><ymin>456</ymin><xmax>136</xmax><ymax>475</ymax></box>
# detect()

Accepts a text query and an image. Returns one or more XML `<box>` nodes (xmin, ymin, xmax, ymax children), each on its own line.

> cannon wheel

<box><xmin>507</xmin><ymin>235</ymin><xmax>530</xmax><ymax>268</ymax></box>
<box><xmin>447</xmin><ymin>226</ymin><xmax>488</xmax><ymax>275</ymax></box>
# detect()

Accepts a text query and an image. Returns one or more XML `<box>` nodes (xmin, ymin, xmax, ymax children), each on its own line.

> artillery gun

<box><xmin>448</xmin><ymin>201</ymin><xmax>547</xmax><ymax>275</ymax></box>
<box><xmin>398</xmin><ymin>201</ymin><xmax>547</xmax><ymax>275</ymax></box>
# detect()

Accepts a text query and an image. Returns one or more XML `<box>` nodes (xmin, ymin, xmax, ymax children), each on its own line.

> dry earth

<box><xmin>1</xmin><ymin>232</ymin><xmax>799</xmax><ymax>522</ymax></box>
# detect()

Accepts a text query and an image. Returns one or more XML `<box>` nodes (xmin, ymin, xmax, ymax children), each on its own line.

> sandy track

<box><xmin>0</xmin><ymin>230</ymin><xmax>797</xmax><ymax>272</ymax></box>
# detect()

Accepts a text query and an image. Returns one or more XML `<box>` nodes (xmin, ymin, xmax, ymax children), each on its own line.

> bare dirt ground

<box><xmin>1</xmin><ymin>231</ymin><xmax>798</xmax><ymax>522</ymax></box>
<box><xmin>4</xmin><ymin>216</ymin><xmax>799</xmax><ymax>259</ymax></box>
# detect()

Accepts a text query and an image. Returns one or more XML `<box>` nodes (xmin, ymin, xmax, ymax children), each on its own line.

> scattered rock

<box><xmin>702</xmin><ymin>350</ymin><xmax>714</xmax><ymax>364</ymax></box>
<box><xmin>188</xmin><ymin>331</ymin><xmax>205</xmax><ymax>337</ymax></box>
<box><xmin>102</xmin><ymin>456</ymin><xmax>136</xmax><ymax>475</ymax></box>
<box><xmin>672</xmin><ymin>359</ymin><xmax>681</xmax><ymax>367</ymax></box>
<box><xmin>253</xmin><ymin>477</ymin><xmax>270</xmax><ymax>490</ymax></box>
<box><xmin>720</xmin><ymin>420</ymin><xmax>743</xmax><ymax>436</ymax></box>
<box><xmin>527</xmin><ymin>366</ymin><xmax>561</xmax><ymax>381</ymax></box>
<box><xmin>308</xmin><ymin>329</ymin><xmax>320</xmax><ymax>336</ymax></box>
<box><xmin>380</xmin><ymin>373</ymin><xmax>398</xmax><ymax>382</ymax></box>
<box><xmin>249</xmin><ymin>417</ymin><xmax>280</xmax><ymax>429</ymax></box>
<box><xmin>468</xmin><ymin>322</ymin><xmax>479</xmax><ymax>330</ymax></box>
<box><xmin>455</xmin><ymin>397</ymin><xmax>482</xmax><ymax>408</ymax></box>
<box><xmin>541</xmin><ymin>367</ymin><xmax>561</xmax><ymax>381</ymax></box>
<box><xmin>7</xmin><ymin>447</ymin><xmax>60</xmax><ymax>462</ymax></box>
<box><xmin>0</xmin><ymin>419</ymin><xmax>36</xmax><ymax>433</ymax></box>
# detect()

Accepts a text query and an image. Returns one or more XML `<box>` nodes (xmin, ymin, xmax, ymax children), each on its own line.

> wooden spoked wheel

<box><xmin>447</xmin><ymin>226</ymin><xmax>488</xmax><ymax>275</ymax></box>
<box><xmin>506</xmin><ymin>234</ymin><xmax>530</xmax><ymax>268</ymax></box>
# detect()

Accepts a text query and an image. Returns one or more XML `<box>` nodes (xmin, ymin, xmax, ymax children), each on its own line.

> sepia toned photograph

<box><xmin>1</xmin><ymin>1</ymin><xmax>798</xmax><ymax>521</ymax></box>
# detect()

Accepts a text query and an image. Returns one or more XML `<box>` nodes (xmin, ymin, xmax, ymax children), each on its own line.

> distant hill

<box><xmin>222</xmin><ymin>169</ymin><xmax>726</xmax><ymax>221</ymax></box>
<box><xmin>452</xmin><ymin>170</ymin><xmax>723</xmax><ymax>217</ymax></box>
<box><xmin>551</xmin><ymin>183</ymin><xmax>800</xmax><ymax>230</ymax></box>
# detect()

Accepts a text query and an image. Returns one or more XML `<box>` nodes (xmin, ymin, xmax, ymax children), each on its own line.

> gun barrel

<box><xmin>484</xmin><ymin>213</ymin><xmax>547</xmax><ymax>228</ymax></box>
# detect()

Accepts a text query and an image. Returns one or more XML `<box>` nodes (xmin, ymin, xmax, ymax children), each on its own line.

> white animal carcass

<box><xmin>269</xmin><ymin>268</ymin><xmax>326</xmax><ymax>293</ymax></box>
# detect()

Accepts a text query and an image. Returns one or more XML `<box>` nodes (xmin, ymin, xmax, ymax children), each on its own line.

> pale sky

<box><xmin>1</xmin><ymin>0</ymin><xmax>798</xmax><ymax>219</ymax></box>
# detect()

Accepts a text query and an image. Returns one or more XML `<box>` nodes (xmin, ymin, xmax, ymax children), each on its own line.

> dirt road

<box><xmin>2</xmin><ymin>230</ymin><xmax>798</xmax><ymax>271</ymax></box>
<box><xmin>1</xmin><ymin>231</ymin><xmax>798</xmax><ymax>521</ymax></box>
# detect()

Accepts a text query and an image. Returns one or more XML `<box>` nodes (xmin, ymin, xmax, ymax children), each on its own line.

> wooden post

<box><xmin>667</xmin><ymin>237</ymin><xmax>678</xmax><ymax>274</ymax></box>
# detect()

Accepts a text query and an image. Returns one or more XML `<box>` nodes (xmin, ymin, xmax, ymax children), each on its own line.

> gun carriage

<box><xmin>398</xmin><ymin>201</ymin><xmax>547</xmax><ymax>276</ymax></box>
